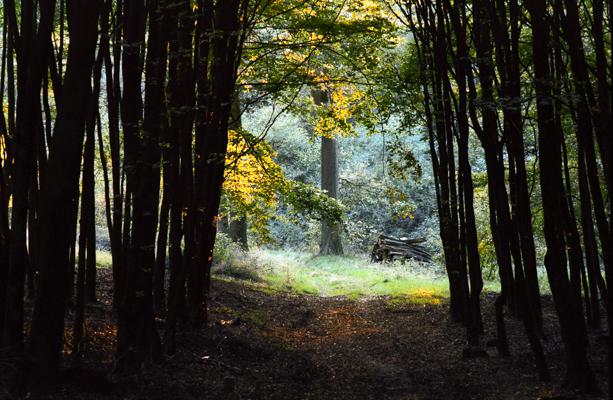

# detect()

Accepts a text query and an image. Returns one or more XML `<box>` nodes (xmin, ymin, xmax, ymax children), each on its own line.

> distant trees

<box><xmin>389</xmin><ymin>0</ymin><xmax>611</xmax><ymax>391</ymax></box>
<box><xmin>236</xmin><ymin>0</ymin><xmax>395</xmax><ymax>252</ymax></box>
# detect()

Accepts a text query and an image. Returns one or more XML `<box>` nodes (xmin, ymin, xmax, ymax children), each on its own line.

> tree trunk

<box><xmin>228</xmin><ymin>214</ymin><xmax>248</xmax><ymax>251</ymax></box>
<box><xmin>165</xmin><ymin>0</ymin><xmax>194</xmax><ymax>346</ymax></box>
<box><xmin>153</xmin><ymin>182</ymin><xmax>170</xmax><ymax>316</ymax></box>
<box><xmin>115</xmin><ymin>0</ymin><xmax>166</xmax><ymax>372</ymax></box>
<box><xmin>320</xmin><ymin>136</ymin><xmax>343</xmax><ymax>255</ymax></box>
<box><xmin>472</xmin><ymin>0</ymin><xmax>514</xmax><ymax>354</ymax></box>
<box><xmin>191</xmin><ymin>0</ymin><xmax>246</xmax><ymax>330</ymax></box>
<box><xmin>226</xmin><ymin>94</ymin><xmax>248</xmax><ymax>250</ymax></box>
<box><xmin>527</xmin><ymin>0</ymin><xmax>595</xmax><ymax>389</ymax></box>
<box><xmin>102</xmin><ymin>0</ymin><xmax>124</xmax><ymax>309</ymax></box>
<box><xmin>312</xmin><ymin>89</ymin><xmax>343</xmax><ymax>256</ymax></box>
<box><xmin>443</xmin><ymin>0</ymin><xmax>483</xmax><ymax>345</ymax></box>
<box><xmin>4</xmin><ymin>0</ymin><xmax>54</xmax><ymax>354</ymax></box>
<box><xmin>27</xmin><ymin>0</ymin><xmax>101</xmax><ymax>383</ymax></box>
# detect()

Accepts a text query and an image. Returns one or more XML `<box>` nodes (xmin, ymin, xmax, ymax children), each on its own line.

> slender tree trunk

<box><xmin>444</xmin><ymin>0</ymin><xmax>483</xmax><ymax>345</ymax></box>
<box><xmin>192</xmin><ymin>0</ymin><xmax>246</xmax><ymax>330</ymax></box>
<box><xmin>527</xmin><ymin>0</ymin><xmax>595</xmax><ymax>389</ymax></box>
<box><xmin>320</xmin><ymin>136</ymin><xmax>343</xmax><ymax>255</ymax></box>
<box><xmin>153</xmin><ymin>181</ymin><xmax>170</xmax><ymax>316</ymax></box>
<box><xmin>164</xmin><ymin>0</ymin><xmax>194</xmax><ymax>349</ymax></box>
<box><xmin>27</xmin><ymin>0</ymin><xmax>101</xmax><ymax>383</ymax></box>
<box><xmin>408</xmin><ymin>3</ymin><xmax>467</xmax><ymax>323</ymax></box>
<box><xmin>0</xmin><ymin>10</ymin><xmax>11</xmax><ymax>322</ymax></box>
<box><xmin>312</xmin><ymin>86</ymin><xmax>344</xmax><ymax>256</ymax></box>
<box><xmin>491</xmin><ymin>0</ymin><xmax>542</xmax><ymax>331</ymax></box>
<box><xmin>472</xmin><ymin>0</ymin><xmax>514</xmax><ymax>354</ymax></box>
<box><xmin>103</xmin><ymin>0</ymin><xmax>125</xmax><ymax>309</ymax></box>
<box><xmin>115</xmin><ymin>0</ymin><xmax>166</xmax><ymax>371</ymax></box>
<box><xmin>4</xmin><ymin>0</ymin><xmax>54</xmax><ymax>354</ymax></box>
<box><xmin>226</xmin><ymin>95</ymin><xmax>249</xmax><ymax>250</ymax></box>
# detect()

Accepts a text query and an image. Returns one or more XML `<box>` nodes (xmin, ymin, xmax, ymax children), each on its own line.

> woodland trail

<box><xmin>31</xmin><ymin>270</ymin><xmax>608</xmax><ymax>400</ymax></box>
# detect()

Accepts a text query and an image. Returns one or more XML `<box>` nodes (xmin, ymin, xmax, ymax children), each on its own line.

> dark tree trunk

<box><xmin>73</xmin><ymin>45</ymin><xmax>103</xmax><ymax>353</ymax></box>
<box><xmin>407</xmin><ymin>2</ymin><xmax>467</xmax><ymax>324</ymax></box>
<box><xmin>84</xmin><ymin>41</ymin><xmax>105</xmax><ymax>305</ymax></box>
<box><xmin>192</xmin><ymin>0</ymin><xmax>246</xmax><ymax>330</ymax></box>
<box><xmin>472</xmin><ymin>0</ymin><xmax>514</xmax><ymax>354</ymax></box>
<box><xmin>27</xmin><ymin>0</ymin><xmax>101</xmax><ymax>383</ymax></box>
<box><xmin>490</xmin><ymin>0</ymin><xmax>542</xmax><ymax>332</ymax></box>
<box><xmin>444</xmin><ymin>0</ymin><xmax>483</xmax><ymax>345</ymax></box>
<box><xmin>72</xmin><ymin>124</ymin><xmax>95</xmax><ymax>361</ymax></box>
<box><xmin>103</xmin><ymin>0</ymin><xmax>125</xmax><ymax>309</ymax></box>
<box><xmin>164</xmin><ymin>0</ymin><xmax>195</xmax><ymax>351</ymax></box>
<box><xmin>3</xmin><ymin>0</ymin><xmax>55</xmax><ymax>354</ymax></box>
<box><xmin>226</xmin><ymin>95</ymin><xmax>248</xmax><ymax>250</ymax></box>
<box><xmin>527</xmin><ymin>0</ymin><xmax>595</xmax><ymax>390</ymax></box>
<box><xmin>228</xmin><ymin>214</ymin><xmax>249</xmax><ymax>251</ymax></box>
<box><xmin>0</xmin><ymin>8</ymin><xmax>12</xmax><ymax>330</ymax></box>
<box><xmin>115</xmin><ymin>0</ymin><xmax>166</xmax><ymax>371</ymax></box>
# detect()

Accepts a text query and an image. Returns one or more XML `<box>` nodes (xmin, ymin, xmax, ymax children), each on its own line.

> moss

<box><xmin>245</xmin><ymin>309</ymin><xmax>271</xmax><ymax>327</ymax></box>
<box><xmin>385</xmin><ymin>292</ymin><xmax>445</xmax><ymax>312</ymax></box>
<box><xmin>209</xmin><ymin>305</ymin><xmax>239</xmax><ymax>317</ymax></box>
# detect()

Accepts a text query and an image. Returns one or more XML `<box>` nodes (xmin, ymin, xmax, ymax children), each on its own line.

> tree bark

<box><xmin>3</xmin><ymin>0</ymin><xmax>54</xmax><ymax>354</ymax></box>
<box><xmin>527</xmin><ymin>0</ymin><xmax>595</xmax><ymax>389</ymax></box>
<box><xmin>320</xmin><ymin>136</ymin><xmax>343</xmax><ymax>255</ymax></box>
<box><xmin>191</xmin><ymin>0</ymin><xmax>247</xmax><ymax>330</ymax></box>
<box><xmin>115</xmin><ymin>0</ymin><xmax>166</xmax><ymax>371</ymax></box>
<box><xmin>27</xmin><ymin>0</ymin><xmax>101</xmax><ymax>383</ymax></box>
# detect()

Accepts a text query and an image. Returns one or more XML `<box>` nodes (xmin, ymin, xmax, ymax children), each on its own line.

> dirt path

<box><xmin>26</xmin><ymin>274</ymin><xmax>609</xmax><ymax>400</ymax></box>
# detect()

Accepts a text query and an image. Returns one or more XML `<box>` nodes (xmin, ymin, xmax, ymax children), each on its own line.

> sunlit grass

<box><xmin>96</xmin><ymin>250</ymin><xmax>113</xmax><ymax>268</ymax></box>
<box><xmin>210</xmin><ymin>248</ymin><xmax>502</xmax><ymax>300</ymax></box>
<box><xmin>96</xmin><ymin>245</ymin><xmax>504</xmax><ymax>300</ymax></box>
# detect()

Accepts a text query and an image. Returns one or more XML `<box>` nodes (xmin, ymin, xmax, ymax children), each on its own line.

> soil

<box><xmin>6</xmin><ymin>268</ymin><xmax>610</xmax><ymax>400</ymax></box>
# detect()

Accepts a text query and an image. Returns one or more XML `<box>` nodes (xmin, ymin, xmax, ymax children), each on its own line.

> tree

<box><xmin>526</xmin><ymin>0</ymin><xmax>594</xmax><ymax>389</ymax></box>
<box><xmin>313</xmin><ymin>88</ymin><xmax>343</xmax><ymax>255</ymax></box>
<box><xmin>27</xmin><ymin>0</ymin><xmax>102</xmax><ymax>383</ymax></box>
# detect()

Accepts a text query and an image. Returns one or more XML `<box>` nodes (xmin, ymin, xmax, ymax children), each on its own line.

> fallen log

<box><xmin>370</xmin><ymin>234</ymin><xmax>433</xmax><ymax>263</ymax></box>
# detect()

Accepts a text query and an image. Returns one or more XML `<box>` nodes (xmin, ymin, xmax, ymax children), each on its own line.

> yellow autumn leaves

<box><xmin>222</xmin><ymin>129</ymin><xmax>285</xmax><ymax>240</ymax></box>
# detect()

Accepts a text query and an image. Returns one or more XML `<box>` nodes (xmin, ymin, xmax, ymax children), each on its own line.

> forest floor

<box><xmin>9</xmin><ymin>266</ymin><xmax>610</xmax><ymax>400</ymax></box>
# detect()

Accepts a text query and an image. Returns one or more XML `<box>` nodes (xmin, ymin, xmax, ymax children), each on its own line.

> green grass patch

<box><xmin>210</xmin><ymin>248</ymin><xmax>489</xmax><ymax>300</ymax></box>
<box><xmin>257</xmin><ymin>249</ymin><xmax>452</xmax><ymax>298</ymax></box>
<box><xmin>96</xmin><ymin>250</ymin><xmax>113</xmax><ymax>268</ymax></box>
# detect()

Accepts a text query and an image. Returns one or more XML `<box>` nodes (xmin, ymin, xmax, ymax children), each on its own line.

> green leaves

<box><xmin>281</xmin><ymin>180</ymin><xmax>346</xmax><ymax>223</ymax></box>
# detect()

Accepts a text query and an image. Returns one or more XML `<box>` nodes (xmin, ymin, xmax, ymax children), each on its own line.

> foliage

<box><xmin>222</xmin><ymin>128</ymin><xmax>285</xmax><ymax>241</ymax></box>
<box><xmin>222</xmin><ymin>124</ymin><xmax>346</xmax><ymax>244</ymax></box>
<box><xmin>280</xmin><ymin>180</ymin><xmax>346</xmax><ymax>223</ymax></box>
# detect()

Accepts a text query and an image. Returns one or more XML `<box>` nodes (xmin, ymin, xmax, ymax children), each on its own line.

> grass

<box><xmin>211</xmin><ymin>248</ymin><xmax>504</xmax><ymax>301</ymax></box>
<box><xmin>96</xmin><ymin>250</ymin><xmax>113</xmax><ymax>268</ymax></box>
<box><xmin>96</xmin><ymin>246</ymin><xmax>504</xmax><ymax>301</ymax></box>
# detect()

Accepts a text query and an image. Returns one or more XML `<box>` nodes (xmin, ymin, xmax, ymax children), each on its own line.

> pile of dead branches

<box><xmin>370</xmin><ymin>234</ymin><xmax>433</xmax><ymax>263</ymax></box>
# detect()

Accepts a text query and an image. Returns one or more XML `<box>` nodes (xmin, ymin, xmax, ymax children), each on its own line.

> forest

<box><xmin>0</xmin><ymin>0</ymin><xmax>612</xmax><ymax>399</ymax></box>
